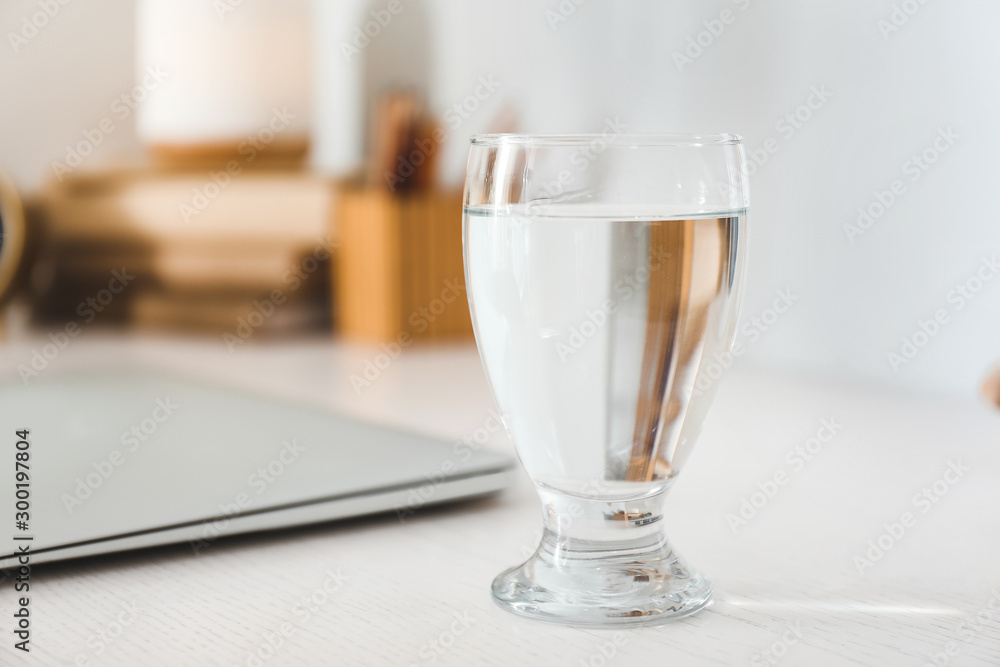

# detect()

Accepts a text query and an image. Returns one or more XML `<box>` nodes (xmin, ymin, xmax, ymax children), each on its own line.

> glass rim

<box><xmin>469</xmin><ymin>132</ymin><xmax>743</xmax><ymax>147</ymax></box>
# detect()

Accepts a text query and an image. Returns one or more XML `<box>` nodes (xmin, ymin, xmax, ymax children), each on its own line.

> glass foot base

<box><xmin>492</xmin><ymin>557</ymin><xmax>712</xmax><ymax>626</ymax></box>
<box><xmin>491</xmin><ymin>491</ymin><xmax>712</xmax><ymax>626</ymax></box>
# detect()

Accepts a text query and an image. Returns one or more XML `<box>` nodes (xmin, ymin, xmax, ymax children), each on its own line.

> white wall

<box><xmin>3</xmin><ymin>1</ymin><xmax>998</xmax><ymax>399</ymax></box>
<box><xmin>0</xmin><ymin>0</ymin><xmax>138</xmax><ymax>191</ymax></box>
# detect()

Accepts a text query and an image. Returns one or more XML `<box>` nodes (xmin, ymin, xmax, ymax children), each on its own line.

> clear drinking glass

<box><xmin>463</xmin><ymin>133</ymin><xmax>748</xmax><ymax>625</ymax></box>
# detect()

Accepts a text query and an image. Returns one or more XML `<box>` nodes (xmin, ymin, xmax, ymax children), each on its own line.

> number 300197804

<box><xmin>15</xmin><ymin>430</ymin><xmax>30</xmax><ymax>529</ymax></box>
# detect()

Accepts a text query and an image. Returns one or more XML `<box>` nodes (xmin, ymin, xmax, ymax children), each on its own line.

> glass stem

<box><xmin>535</xmin><ymin>488</ymin><xmax>674</xmax><ymax>566</ymax></box>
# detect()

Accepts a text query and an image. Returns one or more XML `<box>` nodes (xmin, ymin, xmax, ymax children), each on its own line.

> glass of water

<box><xmin>463</xmin><ymin>133</ymin><xmax>748</xmax><ymax>625</ymax></box>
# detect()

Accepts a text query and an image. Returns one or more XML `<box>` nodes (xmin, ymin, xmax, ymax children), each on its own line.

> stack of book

<box><xmin>32</xmin><ymin>166</ymin><xmax>334</xmax><ymax>337</ymax></box>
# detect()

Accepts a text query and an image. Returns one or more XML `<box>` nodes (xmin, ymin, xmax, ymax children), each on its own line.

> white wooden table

<box><xmin>0</xmin><ymin>332</ymin><xmax>998</xmax><ymax>666</ymax></box>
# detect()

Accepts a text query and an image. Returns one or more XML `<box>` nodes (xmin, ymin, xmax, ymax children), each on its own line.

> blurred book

<box><xmin>31</xmin><ymin>167</ymin><xmax>334</xmax><ymax>335</ymax></box>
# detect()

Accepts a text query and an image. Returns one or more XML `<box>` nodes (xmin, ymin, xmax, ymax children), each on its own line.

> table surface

<box><xmin>0</xmin><ymin>332</ymin><xmax>999</xmax><ymax>667</ymax></box>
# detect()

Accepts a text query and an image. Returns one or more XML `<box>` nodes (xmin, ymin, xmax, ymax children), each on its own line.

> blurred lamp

<box><xmin>135</xmin><ymin>0</ymin><xmax>312</xmax><ymax>163</ymax></box>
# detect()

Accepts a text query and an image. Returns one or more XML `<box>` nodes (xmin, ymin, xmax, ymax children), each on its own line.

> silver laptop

<box><xmin>0</xmin><ymin>372</ymin><xmax>512</xmax><ymax>568</ymax></box>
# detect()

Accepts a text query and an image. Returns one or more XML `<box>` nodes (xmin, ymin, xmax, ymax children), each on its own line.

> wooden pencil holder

<box><xmin>332</xmin><ymin>184</ymin><xmax>473</xmax><ymax>343</ymax></box>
